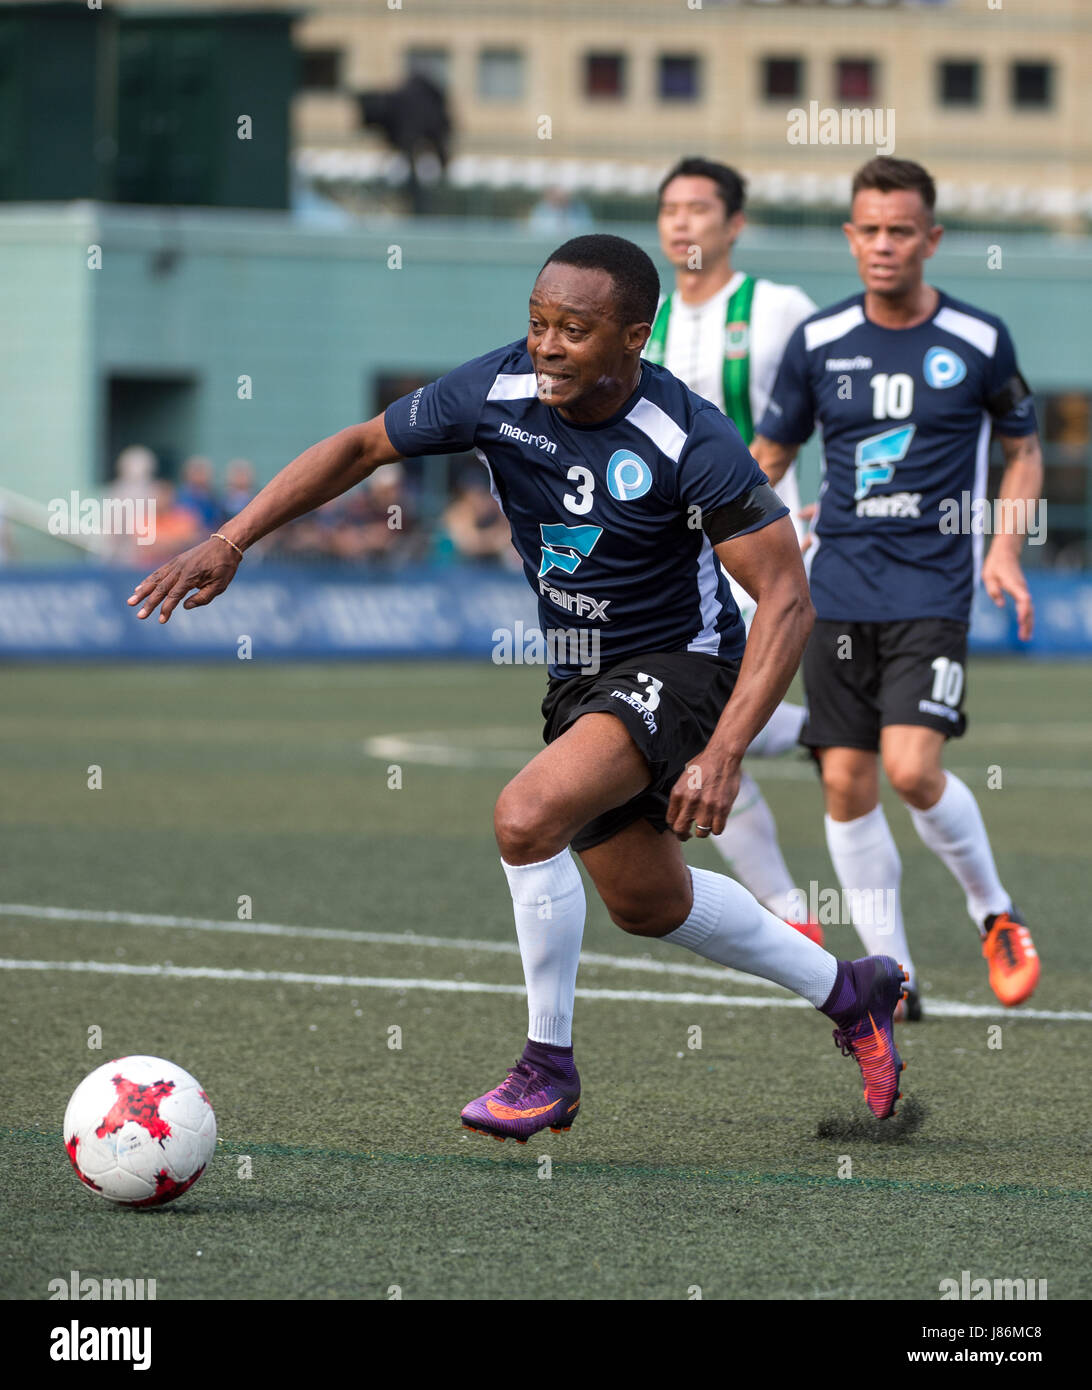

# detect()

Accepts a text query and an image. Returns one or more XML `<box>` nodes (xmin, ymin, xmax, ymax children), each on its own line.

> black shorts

<box><xmin>541</xmin><ymin>650</ymin><xmax>740</xmax><ymax>853</ymax></box>
<box><xmin>800</xmin><ymin>618</ymin><xmax>969</xmax><ymax>751</ymax></box>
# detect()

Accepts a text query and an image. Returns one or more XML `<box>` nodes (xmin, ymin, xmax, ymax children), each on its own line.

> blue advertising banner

<box><xmin>0</xmin><ymin>565</ymin><xmax>539</xmax><ymax>660</ymax></box>
<box><xmin>0</xmin><ymin>565</ymin><xmax>1089</xmax><ymax>659</ymax></box>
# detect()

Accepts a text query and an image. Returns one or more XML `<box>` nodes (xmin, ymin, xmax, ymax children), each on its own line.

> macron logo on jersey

<box><xmin>825</xmin><ymin>355</ymin><xmax>873</xmax><ymax>372</ymax></box>
<box><xmin>499</xmin><ymin>422</ymin><xmax>558</xmax><ymax>455</ymax></box>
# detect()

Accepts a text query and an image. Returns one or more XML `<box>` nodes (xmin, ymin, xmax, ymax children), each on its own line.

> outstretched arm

<box><xmin>666</xmin><ymin>513</ymin><xmax>814</xmax><ymax>838</ymax></box>
<box><xmin>129</xmin><ymin>415</ymin><xmax>402</xmax><ymax>623</ymax></box>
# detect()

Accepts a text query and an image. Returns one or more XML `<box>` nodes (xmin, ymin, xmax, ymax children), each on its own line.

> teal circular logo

<box><xmin>606</xmin><ymin>450</ymin><xmax>652</xmax><ymax>501</ymax></box>
<box><xmin>924</xmin><ymin>347</ymin><xmax>966</xmax><ymax>389</ymax></box>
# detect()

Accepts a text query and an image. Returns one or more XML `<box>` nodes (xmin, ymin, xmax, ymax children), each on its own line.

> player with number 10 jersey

<box><xmin>755</xmin><ymin>156</ymin><xmax>1043</xmax><ymax>1016</ymax></box>
<box><xmin>763</xmin><ymin>288</ymin><xmax>1034</xmax><ymax>625</ymax></box>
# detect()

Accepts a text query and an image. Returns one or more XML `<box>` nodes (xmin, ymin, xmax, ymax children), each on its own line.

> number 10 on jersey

<box><xmin>870</xmin><ymin>373</ymin><xmax>914</xmax><ymax>420</ymax></box>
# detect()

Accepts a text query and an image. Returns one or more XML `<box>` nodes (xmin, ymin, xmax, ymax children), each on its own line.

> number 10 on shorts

<box><xmin>930</xmin><ymin>656</ymin><xmax>964</xmax><ymax>706</ymax></box>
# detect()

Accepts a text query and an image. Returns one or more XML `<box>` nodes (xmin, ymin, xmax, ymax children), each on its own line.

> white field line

<box><xmin>2</xmin><ymin>900</ymin><xmax>1089</xmax><ymax>1023</ymax></box>
<box><xmin>363</xmin><ymin>734</ymin><xmax>1092</xmax><ymax>788</ymax></box>
<box><xmin>1</xmin><ymin>952</ymin><xmax>1090</xmax><ymax>1023</ymax></box>
<box><xmin>0</xmin><ymin>902</ymin><xmax>777</xmax><ymax>991</ymax></box>
<box><xmin>0</xmin><ymin>956</ymin><xmax>800</xmax><ymax>1008</ymax></box>
<box><xmin>364</xmin><ymin>734</ymin><xmax>529</xmax><ymax>769</ymax></box>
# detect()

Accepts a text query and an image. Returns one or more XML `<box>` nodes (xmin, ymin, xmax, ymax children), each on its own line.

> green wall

<box><xmin>1</xmin><ymin>203</ymin><xmax>1090</xmax><ymax>505</ymax></box>
<box><xmin>0</xmin><ymin>207</ymin><xmax>95</xmax><ymax>502</ymax></box>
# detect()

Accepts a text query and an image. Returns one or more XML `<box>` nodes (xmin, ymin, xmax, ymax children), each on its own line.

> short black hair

<box><xmin>852</xmin><ymin>156</ymin><xmax>937</xmax><ymax>218</ymax></box>
<box><xmin>540</xmin><ymin>234</ymin><xmax>659</xmax><ymax>326</ymax></box>
<box><xmin>658</xmin><ymin>157</ymin><xmax>747</xmax><ymax>219</ymax></box>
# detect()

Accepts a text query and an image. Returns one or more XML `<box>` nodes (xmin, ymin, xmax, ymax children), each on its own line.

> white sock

<box><xmin>825</xmin><ymin>807</ymin><xmax>915</xmax><ymax>986</ymax></box>
<box><xmin>711</xmin><ymin>772</ymin><xmax>799</xmax><ymax>921</ymax></box>
<box><xmin>502</xmin><ymin>849</ymin><xmax>585</xmax><ymax>1046</ymax></box>
<box><xmin>747</xmin><ymin>700</ymin><xmax>806</xmax><ymax>758</ymax></box>
<box><xmin>906</xmin><ymin>772</ymin><xmax>1012</xmax><ymax>932</ymax></box>
<box><xmin>663</xmin><ymin>867</ymin><xmax>836</xmax><ymax>1007</ymax></box>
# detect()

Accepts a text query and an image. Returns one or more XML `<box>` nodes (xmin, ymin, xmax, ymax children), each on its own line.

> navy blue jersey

<box><xmin>757</xmin><ymin>290</ymin><xmax>1037</xmax><ymax>623</ymax></box>
<box><xmin>384</xmin><ymin>340</ymin><xmax>785</xmax><ymax>677</ymax></box>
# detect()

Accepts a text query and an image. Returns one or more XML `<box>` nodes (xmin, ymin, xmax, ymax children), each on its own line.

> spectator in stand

<box><xmin>220</xmin><ymin>458</ymin><xmax>277</xmax><ymax>560</ymax></box>
<box><xmin>271</xmin><ymin>496</ymin><xmax>343</xmax><ymax>560</ymax></box>
<box><xmin>223</xmin><ymin>459</ymin><xmax>257</xmax><ymax>518</ymax></box>
<box><xmin>329</xmin><ymin>465</ymin><xmax>421</xmax><ymax>564</ymax></box>
<box><xmin>102</xmin><ymin>444</ymin><xmax>159</xmax><ymax>564</ymax></box>
<box><xmin>109</xmin><ymin>444</ymin><xmax>158</xmax><ymax>502</ymax></box>
<box><xmin>440</xmin><ymin>473</ymin><xmax>515</xmax><ymax>567</ymax></box>
<box><xmin>176</xmin><ymin>456</ymin><xmax>221</xmax><ymax>532</ymax></box>
<box><xmin>142</xmin><ymin>482</ymin><xmax>203</xmax><ymax>565</ymax></box>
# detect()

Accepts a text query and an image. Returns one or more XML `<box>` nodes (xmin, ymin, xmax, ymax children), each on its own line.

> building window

<box><xmin>659</xmin><ymin>54</ymin><xmax>699</xmax><ymax>102</ymax></box>
<box><xmin>300</xmin><ymin>49</ymin><xmax>342</xmax><ymax>92</ymax></box>
<box><xmin>584</xmin><ymin>53</ymin><xmax>626</xmax><ymax>100</ymax></box>
<box><xmin>835</xmin><ymin>58</ymin><xmax>876</xmax><ymax>103</ymax></box>
<box><xmin>937</xmin><ymin>60</ymin><xmax>981</xmax><ymax>108</ymax></box>
<box><xmin>407</xmin><ymin>47</ymin><xmax>450</xmax><ymax>91</ymax></box>
<box><xmin>477</xmin><ymin>48</ymin><xmax>524</xmax><ymax>102</ymax></box>
<box><xmin>762</xmin><ymin>56</ymin><xmax>803</xmax><ymax>101</ymax></box>
<box><xmin>1011</xmin><ymin>61</ymin><xmax>1053</xmax><ymax>109</ymax></box>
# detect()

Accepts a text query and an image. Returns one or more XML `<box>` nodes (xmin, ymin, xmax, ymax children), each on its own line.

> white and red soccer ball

<box><xmin>64</xmin><ymin>1056</ymin><xmax>216</xmax><ymax>1207</ymax></box>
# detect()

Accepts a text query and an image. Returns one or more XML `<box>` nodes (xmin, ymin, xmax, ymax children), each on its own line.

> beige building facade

<box><xmin>291</xmin><ymin>0</ymin><xmax>1090</xmax><ymax>205</ymax></box>
<box><xmin>23</xmin><ymin>0</ymin><xmax>1089</xmax><ymax>214</ymax></box>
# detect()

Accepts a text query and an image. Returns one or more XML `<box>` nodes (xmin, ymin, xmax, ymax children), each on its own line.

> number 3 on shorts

<box><xmin>632</xmin><ymin>673</ymin><xmax>663</xmax><ymax>712</ymax></box>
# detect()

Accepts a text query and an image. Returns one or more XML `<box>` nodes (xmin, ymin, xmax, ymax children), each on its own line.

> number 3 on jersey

<box><xmin>563</xmin><ymin>466</ymin><xmax>595</xmax><ymax>515</ymax></box>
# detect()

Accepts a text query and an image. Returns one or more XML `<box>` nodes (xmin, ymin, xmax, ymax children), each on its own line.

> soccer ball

<box><xmin>64</xmin><ymin>1055</ymin><xmax>216</xmax><ymax>1207</ymax></box>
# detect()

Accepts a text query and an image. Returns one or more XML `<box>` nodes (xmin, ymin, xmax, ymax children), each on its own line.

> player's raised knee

<box><xmin>493</xmin><ymin>784</ymin><xmax>568</xmax><ymax>865</ymax></box>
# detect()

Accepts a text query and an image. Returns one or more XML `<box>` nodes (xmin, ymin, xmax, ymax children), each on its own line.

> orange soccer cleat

<box><xmin>982</xmin><ymin>909</ymin><xmax>1040</xmax><ymax>1007</ymax></box>
<box><xmin>787</xmin><ymin>918</ymin><xmax>825</xmax><ymax>947</ymax></box>
<box><xmin>830</xmin><ymin>957</ymin><xmax>908</xmax><ymax>1119</ymax></box>
<box><xmin>894</xmin><ymin>986</ymin><xmax>923</xmax><ymax>1023</ymax></box>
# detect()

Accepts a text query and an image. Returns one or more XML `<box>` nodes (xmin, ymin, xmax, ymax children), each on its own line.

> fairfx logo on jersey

<box><xmin>854</xmin><ymin>424</ymin><xmax>917</xmax><ymax>502</ymax></box>
<box><xmin>538</xmin><ymin>523</ymin><xmax>602</xmax><ymax>579</ymax></box>
<box><xmin>537</xmin><ymin>523</ymin><xmax>610</xmax><ymax>621</ymax></box>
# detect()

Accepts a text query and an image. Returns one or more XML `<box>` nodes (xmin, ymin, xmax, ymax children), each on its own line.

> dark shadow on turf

<box><xmin>117</xmin><ymin>1196</ymin><xmax>379</xmax><ymax>1215</ymax></box>
<box><xmin>815</xmin><ymin>1095</ymin><xmax>927</xmax><ymax>1143</ymax></box>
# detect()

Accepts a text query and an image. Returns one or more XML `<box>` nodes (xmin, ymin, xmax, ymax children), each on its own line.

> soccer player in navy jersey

<box><xmin>752</xmin><ymin>158</ymin><xmax>1042</xmax><ymax>1017</ymax></box>
<box><xmin>129</xmin><ymin>235</ymin><xmax>909</xmax><ymax>1138</ymax></box>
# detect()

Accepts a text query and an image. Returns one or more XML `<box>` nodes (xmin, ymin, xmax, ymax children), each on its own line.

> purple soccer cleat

<box><xmin>461</xmin><ymin>1058</ymin><xmax>581</xmax><ymax>1144</ymax></box>
<box><xmin>829</xmin><ymin>956</ymin><xmax>908</xmax><ymax>1119</ymax></box>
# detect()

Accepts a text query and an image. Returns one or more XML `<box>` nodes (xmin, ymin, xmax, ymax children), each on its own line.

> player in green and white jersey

<box><xmin>649</xmin><ymin>158</ymin><xmax>821</xmax><ymax>941</ymax></box>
